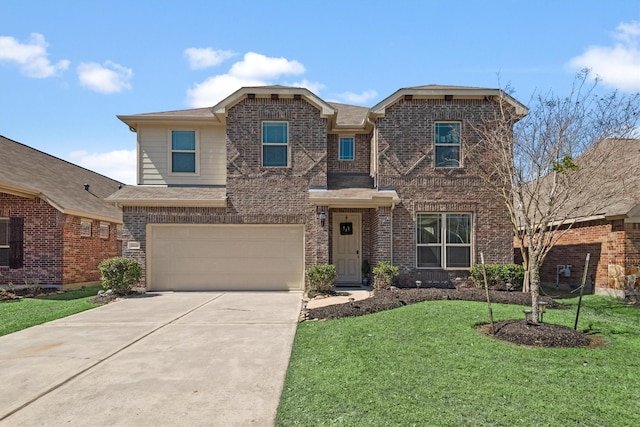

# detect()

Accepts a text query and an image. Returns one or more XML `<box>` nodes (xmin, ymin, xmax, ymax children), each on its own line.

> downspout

<box><xmin>390</xmin><ymin>206</ymin><xmax>393</xmax><ymax>264</ymax></box>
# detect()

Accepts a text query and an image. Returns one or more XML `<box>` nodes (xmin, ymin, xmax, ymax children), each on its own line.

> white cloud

<box><xmin>229</xmin><ymin>52</ymin><xmax>305</xmax><ymax>79</ymax></box>
<box><xmin>289</xmin><ymin>79</ymin><xmax>326</xmax><ymax>96</ymax></box>
<box><xmin>569</xmin><ymin>21</ymin><xmax>640</xmax><ymax>92</ymax></box>
<box><xmin>0</xmin><ymin>33</ymin><xmax>69</xmax><ymax>78</ymax></box>
<box><xmin>69</xmin><ymin>149</ymin><xmax>137</xmax><ymax>185</ymax></box>
<box><xmin>186</xmin><ymin>74</ymin><xmax>267</xmax><ymax>108</ymax></box>
<box><xmin>77</xmin><ymin>61</ymin><xmax>133</xmax><ymax>94</ymax></box>
<box><xmin>331</xmin><ymin>90</ymin><xmax>379</xmax><ymax>105</ymax></box>
<box><xmin>184</xmin><ymin>47</ymin><xmax>235</xmax><ymax>69</ymax></box>
<box><xmin>186</xmin><ymin>52</ymin><xmax>324</xmax><ymax>107</ymax></box>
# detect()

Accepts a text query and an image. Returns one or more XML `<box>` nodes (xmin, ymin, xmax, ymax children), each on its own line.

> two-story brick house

<box><xmin>106</xmin><ymin>85</ymin><xmax>527</xmax><ymax>292</ymax></box>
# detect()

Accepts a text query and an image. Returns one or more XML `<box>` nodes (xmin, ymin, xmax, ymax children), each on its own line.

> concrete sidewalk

<box><xmin>0</xmin><ymin>291</ymin><xmax>302</xmax><ymax>426</ymax></box>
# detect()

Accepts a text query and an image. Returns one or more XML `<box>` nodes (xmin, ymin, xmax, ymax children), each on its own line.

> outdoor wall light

<box><xmin>318</xmin><ymin>210</ymin><xmax>326</xmax><ymax>227</ymax></box>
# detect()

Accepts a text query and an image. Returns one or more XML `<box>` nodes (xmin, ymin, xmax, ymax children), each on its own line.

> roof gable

<box><xmin>370</xmin><ymin>85</ymin><xmax>528</xmax><ymax>118</ymax></box>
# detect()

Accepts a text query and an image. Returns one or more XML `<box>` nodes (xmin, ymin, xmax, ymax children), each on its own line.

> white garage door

<box><xmin>148</xmin><ymin>224</ymin><xmax>304</xmax><ymax>291</ymax></box>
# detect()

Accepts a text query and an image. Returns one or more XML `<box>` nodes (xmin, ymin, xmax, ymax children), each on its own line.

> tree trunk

<box><xmin>520</xmin><ymin>246</ymin><xmax>530</xmax><ymax>293</ymax></box>
<box><xmin>529</xmin><ymin>261</ymin><xmax>541</xmax><ymax>323</ymax></box>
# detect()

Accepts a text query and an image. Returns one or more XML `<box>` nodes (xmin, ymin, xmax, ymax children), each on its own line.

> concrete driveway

<box><xmin>0</xmin><ymin>291</ymin><xmax>302</xmax><ymax>426</ymax></box>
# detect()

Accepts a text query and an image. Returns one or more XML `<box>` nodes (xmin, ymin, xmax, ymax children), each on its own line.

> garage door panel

<box><xmin>148</xmin><ymin>225</ymin><xmax>304</xmax><ymax>291</ymax></box>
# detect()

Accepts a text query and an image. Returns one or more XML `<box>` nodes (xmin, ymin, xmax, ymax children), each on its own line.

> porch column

<box><xmin>316</xmin><ymin>205</ymin><xmax>329</xmax><ymax>265</ymax></box>
<box><xmin>373</xmin><ymin>206</ymin><xmax>392</xmax><ymax>265</ymax></box>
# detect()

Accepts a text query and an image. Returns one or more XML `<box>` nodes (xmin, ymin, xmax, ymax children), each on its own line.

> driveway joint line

<box><xmin>0</xmin><ymin>293</ymin><xmax>225</xmax><ymax>422</ymax></box>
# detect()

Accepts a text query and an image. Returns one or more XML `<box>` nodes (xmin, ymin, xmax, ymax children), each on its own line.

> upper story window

<box><xmin>262</xmin><ymin>122</ymin><xmax>289</xmax><ymax>167</ymax></box>
<box><xmin>435</xmin><ymin>122</ymin><xmax>461</xmax><ymax>168</ymax></box>
<box><xmin>417</xmin><ymin>213</ymin><xmax>472</xmax><ymax>269</ymax></box>
<box><xmin>339</xmin><ymin>137</ymin><xmax>355</xmax><ymax>161</ymax></box>
<box><xmin>171</xmin><ymin>130</ymin><xmax>197</xmax><ymax>174</ymax></box>
<box><xmin>0</xmin><ymin>218</ymin><xmax>8</xmax><ymax>266</ymax></box>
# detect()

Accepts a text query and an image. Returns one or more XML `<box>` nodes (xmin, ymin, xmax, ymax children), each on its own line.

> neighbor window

<box><xmin>116</xmin><ymin>224</ymin><xmax>123</xmax><ymax>240</ymax></box>
<box><xmin>0</xmin><ymin>218</ymin><xmax>8</xmax><ymax>266</ymax></box>
<box><xmin>417</xmin><ymin>213</ymin><xmax>472</xmax><ymax>268</ymax></box>
<box><xmin>80</xmin><ymin>219</ymin><xmax>92</xmax><ymax>237</ymax></box>
<box><xmin>100</xmin><ymin>222</ymin><xmax>109</xmax><ymax>239</ymax></box>
<box><xmin>262</xmin><ymin>121</ymin><xmax>288</xmax><ymax>167</ymax></box>
<box><xmin>171</xmin><ymin>130</ymin><xmax>197</xmax><ymax>173</ymax></box>
<box><xmin>434</xmin><ymin>122</ymin><xmax>461</xmax><ymax>168</ymax></box>
<box><xmin>339</xmin><ymin>137</ymin><xmax>355</xmax><ymax>161</ymax></box>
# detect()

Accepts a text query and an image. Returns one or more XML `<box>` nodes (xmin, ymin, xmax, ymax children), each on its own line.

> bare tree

<box><xmin>473</xmin><ymin>69</ymin><xmax>640</xmax><ymax>323</ymax></box>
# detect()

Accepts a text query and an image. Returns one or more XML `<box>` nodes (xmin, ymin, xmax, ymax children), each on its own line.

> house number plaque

<box><xmin>340</xmin><ymin>222</ymin><xmax>353</xmax><ymax>235</ymax></box>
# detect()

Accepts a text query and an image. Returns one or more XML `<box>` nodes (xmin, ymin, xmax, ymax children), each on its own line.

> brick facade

<box><xmin>0</xmin><ymin>192</ymin><xmax>120</xmax><ymax>288</ymax></box>
<box><xmin>515</xmin><ymin>219</ymin><xmax>640</xmax><ymax>295</ymax></box>
<box><xmin>118</xmin><ymin>88</ymin><xmax>519</xmax><ymax>291</ymax></box>
<box><xmin>376</xmin><ymin>99</ymin><xmax>512</xmax><ymax>286</ymax></box>
<box><xmin>327</xmin><ymin>134</ymin><xmax>371</xmax><ymax>173</ymax></box>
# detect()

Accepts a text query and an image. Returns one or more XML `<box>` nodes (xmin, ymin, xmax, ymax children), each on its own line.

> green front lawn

<box><xmin>277</xmin><ymin>296</ymin><xmax>640</xmax><ymax>426</ymax></box>
<box><xmin>0</xmin><ymin>286</ymin><xmax>103</xmax><ymax>336</ymax></box>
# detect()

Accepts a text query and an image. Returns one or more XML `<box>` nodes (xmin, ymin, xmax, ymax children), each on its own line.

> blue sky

<box><xmin>1</xmin><ymin>0</ymin><xmax>639</xmax><ymax>185</ymax></box>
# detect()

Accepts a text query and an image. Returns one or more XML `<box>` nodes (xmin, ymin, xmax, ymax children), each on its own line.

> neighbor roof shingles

<box><xmin>0</xmin><ymin>135</ymin><xmax>123</xmax><ymax>222</ymax></box>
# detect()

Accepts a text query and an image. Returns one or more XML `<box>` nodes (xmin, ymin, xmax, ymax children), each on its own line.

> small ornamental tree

<box><xmin>472</xmin><ymin>69</ymin><xmax>640</xmax><ymax>322</ymax></box>
<box><xmin>98</xmin><ymin>257</ymin><xmax>142</xmax><ymax>295</ymax></box>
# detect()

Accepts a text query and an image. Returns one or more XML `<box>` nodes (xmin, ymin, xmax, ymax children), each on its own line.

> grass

<box><xmin>0</xmin><ymin>286</ymin><xmax>103</xmax><ymax>336</ymax></box>
<box><xmin>277</xmin><ymin>295</ymin><xmax>640</xmax><ymax>426</ymax></box>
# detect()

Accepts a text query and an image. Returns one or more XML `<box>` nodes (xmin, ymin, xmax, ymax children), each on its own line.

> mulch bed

<box><xmin>306</xmin><ymin>288</ymin><xmax>562</xmax><ymax>321</ymax></box>
<box><xmin>0</xmin><ymin>287</ymin><xmax>60</xmax><ymax>301</ymax></box>
<box><xmin>304</xmin><ymin>288</ymin><xmax>601</xmax><ymax>348</ymax></box>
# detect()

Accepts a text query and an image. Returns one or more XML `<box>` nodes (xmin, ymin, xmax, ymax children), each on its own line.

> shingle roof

<box><xmin>327</xmin><ymin>102</ymin><xmax>370</xmax><ymax>127</ymax></box>
<box><xmin>571</xmin><ymin>138</ymin><xmax>640</xmax><ymax>218</ymax></box>
<box><xmin>309</xmin><ymin>188</ymin><xmax>400</xmax><ymax>208</ymax></box>
<box><xmin>106</xmin><ymin>186</ymin><xmax>226</xmax><ymax>207</ymax></box>
<box><xmin>0</xmin><ymin>135</ymin><xmax>123</xmax><ymax>222</ymax></box>
<box><xmin>524</xmin><ymin>139</ymin><xmax>640</xmax><ymax>224</ymax></box>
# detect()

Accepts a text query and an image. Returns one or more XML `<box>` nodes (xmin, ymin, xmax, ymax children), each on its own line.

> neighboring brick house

<box><xmin>107</xmin><ymin>85</ymin><xmax>527</xmax><ymax>292</ymax></box>
<box><xmin>0</xmin><ymin>136</ymin><xmax>123</xmax><ymax>289</ymax></box>
<box><xmin>515</xmin><ymin>138</ymin><xmax>640</xmax><ymax>298</ymax></box>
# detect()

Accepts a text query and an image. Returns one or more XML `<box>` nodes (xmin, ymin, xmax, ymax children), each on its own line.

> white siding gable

<box><xmin>138</xmin><ymin>125</ymin><xmax>226</xmax><ymax>186</ymax></box>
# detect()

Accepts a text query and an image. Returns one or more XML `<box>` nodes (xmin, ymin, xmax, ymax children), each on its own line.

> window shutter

<box><xmin>9</xmin><ymin>217</ymin><xmax>24</xmax><ymax>269</ymax></box>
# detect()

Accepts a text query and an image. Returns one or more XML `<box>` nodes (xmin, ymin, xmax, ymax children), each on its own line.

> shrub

<box><xmin>306</xmin><ymin>264</ymin><xmax>336</xmax><ymax>294</ymax></box>
<box><xmin>98</xmin><ymin>257</ymin><xmax>142</xmax><ymax>295</ymax></box>
<box><xmin>468</xmin><ymin>263</ymin><xmax>524</xmax><ymax>290</ymax></box>
<box><xmin>372</xmin><ymin>261</ymin><xmax>399</xmax><ymax>291</ymax></box>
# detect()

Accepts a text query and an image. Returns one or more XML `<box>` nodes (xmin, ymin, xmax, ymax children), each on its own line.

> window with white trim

<box><xmin>434</xmin><ymin>122</ymin><xmax>461</xmax><ymax>168</ymax></box>
<box><xmin>80</xmin><ymin>219</ymin><xmax>92</xmax><ymax>237</ymax></box>
<box><xmin>339</xmin><ymin>137</ymin><xmax>355</xmax><ymax>161</ymax></box>
<box><xmin>417</xmin><ymin>213</ymin><xmax>472</xmax><ymax>268</ymax></box>
<box><xmin>262</xmin><ymin>121</ymin><xmax>288</xmax><ymax>167</ymax></box>
<box><xmin>100</xmin><ymin>222</ymin><xmax>109</xmax><ymax>239</ymax></box>
<box><xmin>171</xmin><ymin>130</ymin><xmax>197</xmax><ymax>173</ymax></box>
<box><xmin>0</xmin><ymin>218</ymin><xmax>8</xmax><ymax>266</ymax></box>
